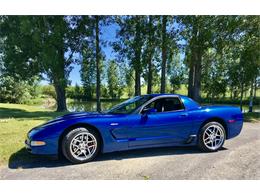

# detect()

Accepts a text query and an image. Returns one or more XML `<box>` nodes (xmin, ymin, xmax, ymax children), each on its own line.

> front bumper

<box><xmin>24</xmin><ymin>137</ymin><xmax>58</xmax><ymax>155</ymax></box>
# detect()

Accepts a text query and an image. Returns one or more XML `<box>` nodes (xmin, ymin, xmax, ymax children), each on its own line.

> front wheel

<box><xmin>198</xmin><ymin>122</ymin><xmax>226</xmax><ymax>152</ymax></box>
<box><xmin>62</xmin><ymin>127</ymin><xmax>100</xmax><ymax>164</ymax></box>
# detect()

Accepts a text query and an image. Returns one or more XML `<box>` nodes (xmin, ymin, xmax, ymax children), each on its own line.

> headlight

<box><xmin>30</xmin><ymin>141</ymin><xmax>46</xmax><ymax>146</ymax></box>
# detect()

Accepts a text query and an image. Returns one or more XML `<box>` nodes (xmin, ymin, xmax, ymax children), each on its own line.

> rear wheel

<box><xmin>62</xmin><ymin>127</ymin><xmax>100</xmax><ymax>164</ymax></box>
<box><xmin>198</xmin><ymin>122</ymin><xmax>226</xmax><ymax>152</ymax></box>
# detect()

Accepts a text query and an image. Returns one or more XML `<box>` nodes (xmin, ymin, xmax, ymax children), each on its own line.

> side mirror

<box><xmin>141</xmin><ymin>107</ymin><xmax>157</xmax><ymax>116</ymax></box>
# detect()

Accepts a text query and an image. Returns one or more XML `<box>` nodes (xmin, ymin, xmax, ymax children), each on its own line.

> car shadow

<box><xmin>0</xmin><ymin>107</ymin><xmax>67</xmax><ymax>121</ymax></box>
<box><xmin>8</xmin><ymin>146</ymin><xmax>228</xmax><ymax>169</ymax></box>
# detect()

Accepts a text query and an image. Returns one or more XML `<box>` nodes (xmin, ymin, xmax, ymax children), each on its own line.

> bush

<box><xmin>41</xmin><ymin>85</ymin><xmax>57</xmax><ymax>100</ymax></box>
<box><xmin>0</xmin><ymin>75</ymin><xmax>36</xmax><ymax>104</ymax></box>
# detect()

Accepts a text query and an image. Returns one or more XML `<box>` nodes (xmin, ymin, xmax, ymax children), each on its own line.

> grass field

<box><xmin>0</xmin><ymin>102</ymin><xmax>259</xmax><ymax>166</ymax></box>
<box><xmin>0</xmin><ymin>103</ymin><xmax>67</xmax><ymax>165</ymax></box>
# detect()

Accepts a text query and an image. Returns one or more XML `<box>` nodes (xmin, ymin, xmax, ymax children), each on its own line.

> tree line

<box><xmin>0</xmin><ymin>16</ymin><xmax>259</xmax><ymax>111</ymax></box>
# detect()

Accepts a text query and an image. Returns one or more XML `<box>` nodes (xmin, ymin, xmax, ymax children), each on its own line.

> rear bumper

<box><xmin>227</xmin><ymin>120</ymin><xmax>243</xmax><ymax>139</ymax></box>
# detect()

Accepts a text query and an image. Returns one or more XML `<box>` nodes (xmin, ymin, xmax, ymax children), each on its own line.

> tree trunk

<box><xmin>253</xmin><ymin>76</ymin><xmax>257</xmax><ymax>100</ymax></box>
<box><xmin>249</xmin><ymin>79</ymin><xmax>254</xmax><ymax>112</ymax></box>
<box><xmin>160</xmin><ymin>16</ymin><xmax>167</xmax><ymax>93</ymax></box>
<box><xmin>147</xmin><ymin>58</ymin><xmax>153</xmax><ymax>94</ymax></box>
<box><xmin>53</xmin><ymin>47</ymin><xmax>67</xmax><ymax>112</ymax></box>
<box><xmin>54</xmin><ymin>81</ymin><xmax>67</xmax><ymax>112</ymax></box>
<box><xmin>135</xmin><ymin>69</ymin><xmax>141</xmax><ymax>96</ymax></box>
<box><xmin>240</xmin><ymin>83</ymin><xmax>244</xmax><ymax>111</ymax></box>
<box><xmin>230</xmin><ymin>86</ymin><xmax>233</xmax><ymax>100</ymax></box>
<box><xmin>147</xmin><ymin>16</ymin><xmax>153</xmax><ymax>94</ymax></box>
<box><xmin>188</xmin><ymin>45</ymin><xmax>202</xmax><ymax>102</ymax></box>
<box><xmin>134</xmin><ymin>17</ymin><xmax>142</xmax><ymax>96</ymax></box>
<box><xmin>188</xmin><ymin>54</ymin><xmax>194</xmax><ymax>98</ymax></box>
<box><xmin>234</xmin><ymin>89</ymin><xmax>238</xmax><ymax>99</ymax></box>
<box><xmin>95</xmin><ymin>16</ymin><xmax>101</xmax><ymax>112</ymax></box>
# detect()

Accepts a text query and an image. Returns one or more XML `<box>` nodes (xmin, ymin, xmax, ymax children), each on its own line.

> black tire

<box><xmin>198</xmin><ymin>122</ymin><xmax>226</xmax><ymax>152</ymax></box>
<box><xmin>61</xmin><ymin>127</ymin><xmax>100</xmax><ymax>164</ymax></box>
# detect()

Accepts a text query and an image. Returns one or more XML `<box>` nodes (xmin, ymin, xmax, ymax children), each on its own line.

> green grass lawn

<box><xmin>0</xmin><ymin>103</ymin><xmax>67</xmax><ymax>165</ymax></box>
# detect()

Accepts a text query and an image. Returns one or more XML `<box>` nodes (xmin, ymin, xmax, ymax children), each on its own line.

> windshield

<box><xmin>106</xmin><ymin>96</ymin><xmax>152</xmax><ymax>114</ymax></box>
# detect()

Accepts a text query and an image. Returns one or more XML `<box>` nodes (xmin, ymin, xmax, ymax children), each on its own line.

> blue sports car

<box><xmin>25</xmin><ymin>94</ymin><xmax>243</xmax><ymax>164</ymax></box>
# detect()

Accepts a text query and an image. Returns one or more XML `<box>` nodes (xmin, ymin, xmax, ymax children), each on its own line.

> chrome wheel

<box><xmin>69</xmin><ymin>129</ymin><xmax>97</xmax><ymax>161</ymax></box>
<box><xmin>203</xmin><ymin>125</ymin><xmax>225</xmax><ymax>150</ymax></box>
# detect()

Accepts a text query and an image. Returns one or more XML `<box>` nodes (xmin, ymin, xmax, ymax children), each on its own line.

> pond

<box><xmin>67</xmin><ymin>100</ymin><xmax>260</xmax><ymax>113</ymax></box>
<box><xmin>67</xmin><ymin>100</ymin><xmax>123</xmax><ymax>112</ymax></box>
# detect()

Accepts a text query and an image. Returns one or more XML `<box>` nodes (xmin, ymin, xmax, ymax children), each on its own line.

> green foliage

<box><xmin>107</xmin><ymin>60</ymin><xmax>123</xmax><ymax>99</ymax></box>
<box><xmin>0</xmin><ymin>15</ymin><xmax>259</xmax><ymax>110</ymax></box>
<box><xmin>201</xmin><ymin>48</ymin><xmax>228</xmax><ymax>98</ymax></box>
<box><xmin>66</xmin><ymin>83</ymin><xmax>84</xmax><ymax>100</ymax></box>
<box><xmin>167</xmin><ymin>51</ymin><xmax>187</xmax><ymax>93</ymax></box>
<box><xmin>0</xmin><ymin>75</ymin><xmax>39</xmax><ymax>104</ymax></box>
<box><xmin>41</xmin><ymin>85</ymin><xmax>57</xmax><ymax>100</ymax></box>
<box><xmin>0</xmin><ymin>16</ymin><xmax>82</xmax><ymax>111</ymax></box>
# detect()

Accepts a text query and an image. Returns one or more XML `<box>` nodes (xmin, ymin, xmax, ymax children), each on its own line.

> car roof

<box><xmin>144</xmin><ymin>93</ymin><xmax>184</xmax><ymax>98</ymax></box>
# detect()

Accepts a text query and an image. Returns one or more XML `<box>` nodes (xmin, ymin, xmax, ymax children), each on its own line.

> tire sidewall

<box><xmin>62</xmin><ymin>127</ymin><xmax>100</xmax><ymax>164</ymax></box>
<box><xmin>198</xmin><ymin>122</ymin><xmax>226</xmax><ymax>152</ymax></box>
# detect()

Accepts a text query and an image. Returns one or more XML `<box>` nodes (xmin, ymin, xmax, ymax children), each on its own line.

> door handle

<box><xmin>180</xmin><ymin>113</ymin><xmax>188</xmax><ymax>117</ymax></box>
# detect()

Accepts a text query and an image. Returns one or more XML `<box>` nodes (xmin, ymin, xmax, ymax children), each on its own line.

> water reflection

<box><xmin>67</xmin><ymin>100</ymin><xmax>122</xmax><ymax>112</ymax></box>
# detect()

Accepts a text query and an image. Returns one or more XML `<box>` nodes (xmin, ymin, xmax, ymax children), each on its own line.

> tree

<box><xmin>0</xmin><ymin>74</ymin><xmax>38</xmax><ymax>104</ymax></box>
<box><xmin>160</xmin><ymin>16</ymin><xmax>167</xmax><ymax>93</ymax></box>
<box><xmin>143</xmin><ymin>16</ymin><xmax>158</xmax><ymax>94</ymax></box>
<box><xmin>125</xmin><ymin>68</ymin><xmax>135</xmax><ymax>98</ymax></box>
<box><xmin>167</xmin><ymin>51</ymin><xmax>187</xmax><ymax>93</ymax></box>
<box><xmin>0</xmin><ymin>16</ymin><xmax>79</xmax><ymax>111</ymax></box>
<box><xmin>81</xmin><ymin>44</ymin><xmax>96</xmax><ymax>100</ymax></box>
<box><xmin>239</xmin><ymin>45</ymin><xmax>260</xmax><ymax>111</ymax></box>
<box><xmin>114</xmin><ymin>16</ymin><xmax>146</xmax><ymax>96</ymax></box>
<box><xmin>77</xmin><ymin>16</ymin><xmax>108</xmax><ymax>111</ymax></box>
<box><xmin>94</xmin><ymin>16</ymin><xmax>102</xmax><ymax>111</ymax></box>
<box><xmin>107</xmin><ymin>60</ymin><xmax>121</xmax><ymax>99</ymax></box>
<box><xmin>179</xmin><ymin>16</ymin><xmax>218</xmax><ymax>102</ymax></box>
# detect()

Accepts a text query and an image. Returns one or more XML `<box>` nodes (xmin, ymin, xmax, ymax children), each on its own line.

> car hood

<box><xmin>37</xmin><ymin>111</ymin><xmax>124</xmax><ymax>128</ymax></box>
<box><xmin>59</xmin><ymin>111</ymin><xmax>102</xmax><ymax>119</ymax></box>
<box><xmin>57</xmin><ymin>111</ymin><xmax>124</xmax><ymax>120</ymax></box>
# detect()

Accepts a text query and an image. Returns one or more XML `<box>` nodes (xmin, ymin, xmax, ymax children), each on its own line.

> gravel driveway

<box><xmin>0</xmin><ymin>122</ymin><xmax>259</xmax><ymax>179</ymax></box>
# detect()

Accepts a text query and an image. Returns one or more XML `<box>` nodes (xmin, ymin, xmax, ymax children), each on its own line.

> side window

<box><xmin>163</xmin><ymin>97</ymin><xmax>184</xmax><ymax>112</ymax></box>
<box><xmin>142</xmin><ymin>97</ymin><xmax>184</xmax><ymax>113</ymax></box>
<box><xmin>143</xmin><ymin>99</ymin><xmax>164</xmax><ymax>113</ymax></box>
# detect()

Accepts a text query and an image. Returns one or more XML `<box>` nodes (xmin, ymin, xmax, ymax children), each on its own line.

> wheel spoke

<box><xmin>83</xmin><ymin>151</ymin><xmax>88</xmax><ymax>157</ymax></box>
<box><xmin>75</xmin><ymin>150</ymin><xmax>82</xmax><ymax>156</ymax></box>
<box><xmin>208</xmin><ymin>128</ymin><xmax>213</xmax><ymax>134</ymax></box>
<box><xmin>72</xmin><ymin>144</ymin><xmax>80</xmax><ymax>149</ymax></box>
<box><xmin>205</xmin><ymin>137</ymin><xmax>211</xmax><ymax>141</ymax></box>
<box><xmin>205</xmin><ymin>140</ymin><xmax>212</xmax><ymax>144</ymax></box>
<box><xmin>73</xmin><ymin>139</ymin><xmax>81</xmax><ymax>143</ymax></box>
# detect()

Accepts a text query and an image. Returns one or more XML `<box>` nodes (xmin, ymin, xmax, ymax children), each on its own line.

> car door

<box><xmin>127</xmin><ymin>96</ymin><xmax>193</xmax><ymax>147</ymax></box>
